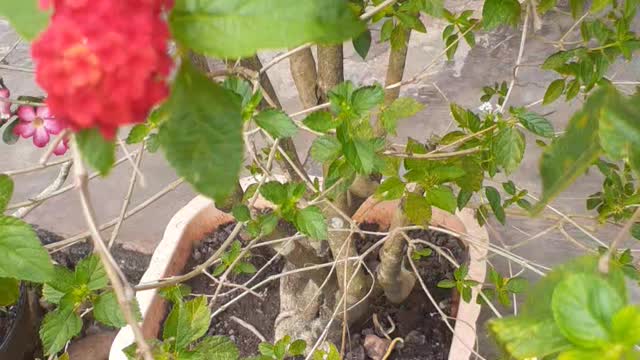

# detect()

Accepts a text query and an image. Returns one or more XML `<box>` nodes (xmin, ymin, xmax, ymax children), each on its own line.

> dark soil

<box><xmin>182</xmin><ymin>221</ymin><xmax>467</xmax><ymax>360</ymax></box>
<box><xmin>348</xmin><ymin>225</ymin><xmax>468</xmax><ymax>360</ymax></box>
<box><xmin>185</xmin><ymin>222</ymin><xmax>285</xmax><ymax>358</ymax></box>
<box><xmin>35</xmin><ymin>225</ymin><xmax>152</xmax><ymax>284</ymax></box>
<box><xmin>0</xmin><ymin>303</ymin><xmax>19</xmax><ymax>347</ymax></box>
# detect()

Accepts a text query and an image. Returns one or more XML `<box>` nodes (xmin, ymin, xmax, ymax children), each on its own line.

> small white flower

<box><xmin>478</xmin><ymin>102</ymin><xmax>494</xmax><ymax>114</ymax></box>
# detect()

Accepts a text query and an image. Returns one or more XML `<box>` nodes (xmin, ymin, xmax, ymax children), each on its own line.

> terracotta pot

<box><xmin>111</xmin><ymin>181</ymin><xmax>488</xmax><ymax>360</ymax></box>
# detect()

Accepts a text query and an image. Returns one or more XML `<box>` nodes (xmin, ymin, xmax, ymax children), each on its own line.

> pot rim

<box><xmin>110</xmin><ymin>177</ymin><xmax>489</xmax><ymax>359</ymax></box>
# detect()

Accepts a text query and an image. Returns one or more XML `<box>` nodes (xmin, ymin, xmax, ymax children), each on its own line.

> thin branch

<box><xmin>600</xmin><ymin>207</ymin><xmax>640</xmax><ymax>273</ymax></box>
<box><xmin>0</xmin><ymin>64</ymin><xmax>35</xmax><ymax>73</ymax></box>
<box><xmin>0</xmin><ymin>39</ymin><xmax>21</xmax><ymax>64</ymax></box>
<box><xmin>383</xmin><ymin>146</ymin><xmax>481</xmax><ymax>159</ymax></box>
<box><xmin>499</xmin><ymin>3</ymin><xmax>530</xmax><ymax>112</ymax></box>
<box><xmin>4</xmin><ymin>156</ymin><xmax>71</xmax><ymax>176</ymax></box>
<box><xmin>39</xmin><ymin>130</ymin><xmax>70</xmax><ymax>165</ymax></box>
<box><xmin>108</xmin><ymin>143</ymin><xmax>145</xmax><ymax>249</ymax></box>
<box><xmin>70</xmin><ymin>137</ymin><xmax>153</xmax><ymax>360</ymax></box>
<box><xmin>7</xmin><ymin>150</ymin><xmax>139</xmax><ymax>210</ymax></box>
<box><xmin>12</xmin><ymin>160</ymin><xmax>73</xmax><ymax>219</ymax></box>
<box><xmin>45</xmin><ymin>178</ymin><xmax>184</xmax><ymax>251</ymax></box>
<box><xmin>229</xmin><ymin>316</ymin><xmax>267</xmax><ymax>342</ymax></box>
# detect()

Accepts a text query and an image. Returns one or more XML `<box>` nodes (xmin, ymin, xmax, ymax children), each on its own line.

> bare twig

<box><xmin>599</xmin><ymin>207</ymin><xmax>640</xmax><ymax>273</ymax></box>
<box><xmin>229</xmin><ymin>316</ymin><xmax>267</xmax><ymax>342</ymax></box>
<box><xmin>499</xmin><ymin>3</ymin><xmax>530</xmax><ymax>112</ymax></box>
<box><xmin>39</xmin><ymin>129</ymin><xmax>70</xmax><ymax>165</ymax></box>
<box><xmin>108</xmin><ymin>143</ymin><xmax>145</xmax><ymax>248</ymax></box>
<box><xmin>12</xmin><ymin>160</ymin><xmax>72</xmax><ymax>219</ymax></box>
<box><xmin>70</xmin><ymin>137</ymin><xmax>153</xmax><ymax>360</ymax></box>
<box><xmin>4</xmin><ymin>156</ymin><xmax>71</xmax><ymax>176</ymax></box>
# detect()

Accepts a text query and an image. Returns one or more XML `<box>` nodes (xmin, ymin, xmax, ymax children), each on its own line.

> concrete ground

<box><xmin>1</xmin><ymin>1</ymin><xmax>639</xmax><ymax>357</ymax></box>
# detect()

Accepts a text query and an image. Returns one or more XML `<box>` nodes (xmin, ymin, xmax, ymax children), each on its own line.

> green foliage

<box><xmin>312</xmin><ymin>343</ymin><xmax>341</xmax><ymax>360</ymax></box>
<box><xmin>255</xmin><ymin>110</ymin><xmax>298</xmax><ymax>139</ymax></box>
<box><xmin>2</xmin><ymin>119</ymin><xmax>20</xmax><ymax>145</ymax></box>
<box><xmin>0</xmin><ymin>1</ymin><xmax>50</xmax><ymax>40</ymax></box>
<box><xmin>485</xmin><ymin>186</ymin><xmax>506</xmax><ymax>224</ymax></box>
<box><xmin>253</xmin><ymin>336</ymin><xmax>307</xmax><ymax>360</ymax></box>
<box><xmin>212</xmin><ymin>241</ymin><xmax>257</xmax><ymax>276</ymax></box>
<box><xmin>510</xmin><ymin>107</ymin><xmax>555</xmax><ymax>138</ymax></box>
<box><xmin>40</xmin><ymin>307</ymin><xmax>83</xmax><ymax>355</ymax></box>
<box><xmin>480</xmin><ymin>81</ymin><xmax>508</xmax><ymax>105</ymax></box>
<box><xmin>303</xmin><ymin>112</ymin><xmax>339</xmax><ymax>133</ymax></box>
<box><xmin>0</xmin><ymin>277</ymin><xmax>20</xmax><ymax>306</ymax></box>
<box><xmin>481</xmin><ymin>268</ymin><xmax>528</xmax><ymax>307</ymax></box>
<box><xmin>482</xmin><ymin>0</ymin><xmax>521</xmax><ymax>30</ymax></box>
<box><xmin>411</xmin><ymin>247</ymin><xmax>433</xmax><ymax>261</ymax></box>
<box><xmin>126</xmin><ymin>290</ymin><xmax>238</xmax><ymax>359</ymax></box>
<box><xmin>0</xmin><ymin>175</ymin><xmax>13</xmax><ymax>212</ymax></box>
<box><xmin>543</xmin><ymin>79</ymin><xmax>566</xmax><ymax>105</ymax></box>
<box><xmin>437</xmin><ymin>265</ymin><xmax>479</xmax><ymax>302</ymax></box>
<box><xmin>0</xmin><ymin>215</ymin><xmax>54</xmax><ymax>283</ymax></box>
<box><xmin>489</xmin><ymin>256</ymin><xmax>638</xmax><ymax>359</ymax></box>
<box><xmin>294</xmin><ymin>206</ymin><xmax>328</xmax><ymax>241</ymax></box>
<box><xmin>405</xmin><ymin>192</ymin><xmax>433</xmax><ymax>225</ymax></box>
<box><xmin>169</xmin><ymin>0</ymin><xmax>364</xmax><ymax>59</ymax></box>
<box><xmin>93</xmin><ymin>291</ymin><xmax>128</xmax><ymax>328</ymax></box>
<box><xmin>159</xmin><ymin>62</ymin><xmax>243</xmax><ymax>203</ymax></box>
<box><xmin>380</xmin><ymin>97</ymin><xmax>424</xmax><ymax>135</ymax></box>
<box><xmin>353</xmin><ymin>30</ymin><xmax>372</xmax><ymax>60</ymax></box>
<box><xmin>493</xmin><ymin>126</ymin><xmax>525</xmax><ymax>175</ymax></box>
<box><xmin>126</xmin><ymin>124</ymin><xmax>151</xmax><ymax>145</ymax></box>
<box><xmin>76</xmin><ymin>128</ymin><xmax>116</xmax><ymax>176</ymax></box>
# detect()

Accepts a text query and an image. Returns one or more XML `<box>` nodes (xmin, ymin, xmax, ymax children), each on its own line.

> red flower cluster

<box><xmin>33</xmin><ymin>0</ymin><xmax>173</xmax><ymax>138</ymax></box>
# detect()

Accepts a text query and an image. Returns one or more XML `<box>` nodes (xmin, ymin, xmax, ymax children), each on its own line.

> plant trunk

<box><xmin>383</xmin><ymin>29</ymin><xmax>412</xmax><ymax>106</ymax></box>
<box><xmin>376</xmin><ymin>201</ymin><xmax>416</xmax><ymax>304</ymax></box>
<box><xmin>323</xmin><ymin>194</ymin><xmax>370</xmax><ymax>324</ymax></box>
<box><xmin>376</xmin><ymin>29</ymin><xmax>417</xmax><ymax>304</ymax></box>
<box><xmin>240</xmin><ymin>55</ymin><xmax>309</xmax><ymax>184</ymax></box>
<box><xmin>289</xmin><ymin>48</ymin><xmax>320</xmax><ymax>108</ymax></box>
<box><xmin>317</xmin><ymin>44</ymin><xmax>344</xmax><ymax>101</ymax></box>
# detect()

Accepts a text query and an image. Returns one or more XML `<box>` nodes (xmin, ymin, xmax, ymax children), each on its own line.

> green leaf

<box><xmin>294</xmin><ymin>206</ymin><xmax>328</xmax><ymax>241</ymax></box>
<box><xmin>457</xmin><ymin>189</ymin><xmax>473</xmax><ymax>210</ymax></box>
<box><xmin>390</xmin><ymin>24</ymin><xmax>408</xmax><ymax>51</ymax></box>
<box><xmin>42</xmin><ymin>266</ymin><xmax>75</xmax><ymax>305</ymax></box>
<box><xmin>611</xmin><ymin>306</ymin><xmax>640</xmax><ymax>346</ymax></box>
<box><xmin>302</xmin><ymin>112</ymin><xmax>338</xmax><ymax>133</ymax></box>
<box><xmin>482</xmin><ymin>0</ymin><xmax>522</xmax><ymax>30</ymax></box>
<box><xmin>631</xmin><ymin>224</ymin><xmax>640</xmax><ymax>240</ymax></box>
<box><xmin>396</xmin><ymin>12</ymin><xmax>426</xmax><ymax>33</ymax></box>
<box><xmin>380</xmin><ymin>19</ymin><xmax>394</xmax><ymax>42</ymax></box>
<box><xmin>159</xmin><ymin>284</ymin><xmax>191</xmax><ymax>304</ymax></box>
<box><xmin>490</xmin><ymin>317</ymin><xmax>572</xmax><ymax>358</ymax></box>
<box><xmin>450</xmin><ymin>104</ymin><xmax>480</xmax><ymax>131</ymax></box>
<box><xmin>381</xmin><ymin>97</ymin><xmax>424</xmax><ymax>135</ymax></box>
<box><xmin>2</xmin><ymin>119</ymin><xmax>19</xmax><ymax>145</ymax></box>
<box><xmin>426</xmin><ymin>186</ymin><xmax>457</xmax><ymax>213</ymax></box>
<box><xmin>235</xmin><ymin>262</ymin><xmax>256</xmax><ymax>275</ymax></box>
<box><xmin>163</xmin><ymin>296</ymin><xmax>211</xmax><ymax>350</ymax></box>
<box><xmin>125</xmin><ymin>124</ymin><xmax>150</xmax><ymax>144</ymax></box>
<box><xmin>75</xmin><ymin>255</ymin><xmax>108</xmax><ymax>291</ymax></box>
<box><xmin>187</xmin><ymin>336</ymin><xmax>239</xmax><ymax>360</ymax></box>
<box><xmin>93</xmin><ymin>291</ymin><xmax>127</xmax><ymax>328</ymax></box>
<box><xmin>0</xmin><ymin>1</ymin><xmax>50</xmax><ymax>40</ymax></box>
<box><xmin>232</xmin><ymin>205</ymin><xmax>251</xmax><ymax>222</ymax></box>
<box><xmin>40</xmin><ymin>307</ymin><xmax>82</xmax><ymax>355</ymax></box>
<box><xmin>533</xmin><ymin>90</ymin><xmax>604</xmax><ymax>213</ymax></box>
<box><xmin>505</xmin><ymin>277</ymin><xmax>528</xmax><ymax>293</ymax></box>
<box><xmin>343</xmin><ymin>138</ymin><xmax>379</xmax><ymax>174</ymax></box>
<box><xmin>405</xmin><ymin>192</ymin><xmax>432</xmax><ymax>225</ymax></box>
<box><xmin>146</xmin><ymin>133</ymin><xmax>160</xmax><ymax>153</ymax></box>
<box><xmin>0</xmin><ymin>215</ymin><xmax>53</xmax><ymax>283</ymax></box>
<box><xmin>76</xmin><ymin>128</ymin><xmax>116</xmax><ymax>176</ymax></box>
<box><xmin>551</xmin><ymin>273</ymin><xmax>625</xmax><ymax>348</ymax></box>
<box><xmin>353</xmin><ymin>30</ymin><xmax>372</xmax><ymax>60</ymax></box>
<box><xmin>445</xmin><ymin>33</ymin><xmax>459</xmax><ymax>61</ymax></box>
<box><xmin>351</xmin><ymin>84</ymin><xmax>384</xmax><ymax>115</ymax></box>
<box><xmin>565</xmin><ymin>79</ymin><xmax>581</xmax><ymax>101</ymax></box>
<box><xmin>437</xmin><ymin>279</ymin><xmax>456</xmax><ymax>288</ymax></box>
<box><xmin>0</xmin><ymin>277</ymin><xmax>20</xmax><ymax>306</ymax></box>
<box><xmin>485</xmin><ymin>186</ymin><xmax>505</xmax><ymax>224</ymax></box>
<box><xmin>259</xmin><ymin>182</ymin><xmax>289</xmax><ymax>206</ymax></box>
<box><xmin>222</xmin><ymin>77</ymin><xmax>253</xmax><ymax>109</ymax></box>
<box><xmin>494</xmin><ymin>127</ymin><xmax>525</xmax><ymax>174</ymax></box>
<box><xmin>411</xmin><ymin>248</ymin><xmax>433</xmax><ymax>260</ymax></box>
<box><xmin>159</xmin><ymin>62</ymin><xmax>243</xmax><ymax>203</ymax></box>
<box><xmin>310</xmin><ymin>136</ymin><xmax>342</xmax><ymax>163</ymax></box>
<box><xmin>255</xmin><ymin>110</ymin><xmax>298</xmax><ymax>139</ymax></box>
<box><xmin>511</xmin><ymin>108</ymin><xmax>555</xmax><ymax>138</ymax></box>
<box><xmin>259</xmin><ymin>342</ymin><xmax>275</xmax><ymax>357</ymax></box>
<box><xmin>169</xmin><ymin>0</ymin><xmax>364</xmax><ymax>59</ymax></box>
<box><xmin>288</xmin><ymin>339</ymin><xmax>307</xmax><ymax>356</ymax></box>
<box><xmin>538</xmin><ymin>0</ymin><xmax>558</xmax><ymax>13</ymax></box>
<box><xmin>0</xmin><ymin>175</ymin><xmax>13</xmax><ymax>212</ymax></box>
<box><xmin>597</xmin><ymin>89</ymin><xmax>640</xmax><ymax>173</ymax></box>
<box><xmin>543</xmin><ymin>79</ymin><xmax>566</xmax><ymax>105</ymax></box>
<box><xmin>502</xmin><ymin>181</ymin><xmax>516</xmax><ymax>195</ymax></box>
<box><xmin>421</xmin><ymin>0</ymin><xmax>445</xmax><ymax>17</ymax></box>
<box><xmin>375</xmin><ymin>176</ymin><xmax>405</xmax><ymax>200</ymax></box>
